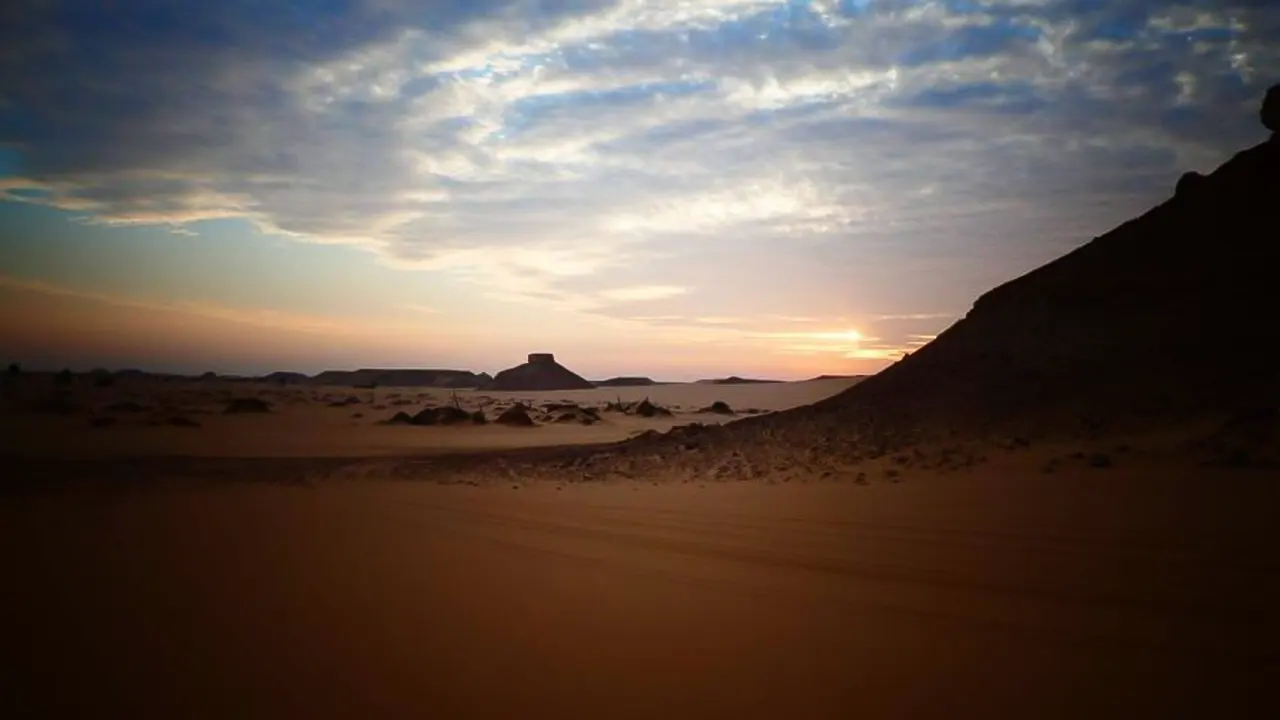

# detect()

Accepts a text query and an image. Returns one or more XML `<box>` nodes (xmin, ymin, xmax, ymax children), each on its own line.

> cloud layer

<box><xmin>2</xmin><ymin>0</ymin><xmax>1277</xmax><ymax>363</ymax></box>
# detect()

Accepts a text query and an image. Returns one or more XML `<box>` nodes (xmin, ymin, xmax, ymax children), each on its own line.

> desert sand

<box><xmin>4</xmin><ymin>91</ymin><xmax>1280</xmax><ymax>718</ymax></box>
<box><xmin>3</xmin><ymin>448</ymin><xmax>1275</xmax><ymax>718</ymax></box>
<box><xmin>0</xmin><ymin>376</ymin><xmax>860</xmax><ymax>458</ymax></box>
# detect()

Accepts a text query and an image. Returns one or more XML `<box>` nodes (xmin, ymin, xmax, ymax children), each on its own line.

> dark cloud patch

<box><xmin>897</xmin><ymin>20</ymin><xmax>1040</xmax><ymax>67</ymax></box>
<box><xmin>891</xmin><ymin>81</ymin><xmax>1047</xmax><ymax>115</ymax></box>
<box><xmin>0</xmin><ymin>0</ymin><xmax>613</xmax><ymax>177</ymax></box>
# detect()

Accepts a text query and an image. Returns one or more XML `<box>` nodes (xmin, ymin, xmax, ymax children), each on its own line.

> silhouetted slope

<box><xmin>435</xmin><ymin>93</ymin><xmax>1280</xmax><ymax>483</ymax></box>
<box><xmin>805</xmin><ymin>134</ymin><xmax>1280</xmax><ymax>437</ymax></box>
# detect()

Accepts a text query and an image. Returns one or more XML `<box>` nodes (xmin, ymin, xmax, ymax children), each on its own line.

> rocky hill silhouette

<box><xmin>785</xmin><ymin>115</ymin><xmax>1279</xmax><ymax>442</ymax></box>
<box><xmin>490</xmin><ymin>353</ymin><xmax>595</xmax><ymax>391</ymax></box>
<box><xmin>432</xmin><ymin>87</ymin><xmax>1280</xmax><ymax>483</ymax></box>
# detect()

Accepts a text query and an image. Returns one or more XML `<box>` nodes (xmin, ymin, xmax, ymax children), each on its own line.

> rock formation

<box><xmin>490</xmin><ymin>353</ymin><xmax>595</xmax><ymax>392</ymax></box>
<box><xmin>549</xmin><ymin>87</ymin><xmax>1280</xmax><ymax>474</ymax></box>
<box><xmin>780</xmin><ymin>89</ymin><xmax>1280</xmax><ymax>442</ymax></box>
<box><xmin>1174</xmin><ymin>170</ymin><xmax>1206</xmax><ymax>198</ymax></box>
<box><xmin>595</xmin><ymin>376</ymin><xmax>657</xmax><ymax>387</ymax></box>
<box><xmin>1262</xmin><ymin>83</ymin><xmax>1279</xmax><ymax>134</ymax></box>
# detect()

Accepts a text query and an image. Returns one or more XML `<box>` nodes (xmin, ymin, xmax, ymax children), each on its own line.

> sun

<box><xmin>803</xmin><ymin>329</ymin><xmax>863</xmax><ymax>343</ymax></box>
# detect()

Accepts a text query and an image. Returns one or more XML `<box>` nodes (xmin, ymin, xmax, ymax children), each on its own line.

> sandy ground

<box><xmin>3</xmin><ymin>449</ymin><xmax>1277</xmax><ymax>718</ymax></box>
<box><xmin>2</xmin><ymin>374</ymin><xmax>1277</xmax><ymax>716</ymax></box>
<box><xmin>0</xmin><ymin>377</ymin><xmax>859</xmax><ymax>458</ymax></box>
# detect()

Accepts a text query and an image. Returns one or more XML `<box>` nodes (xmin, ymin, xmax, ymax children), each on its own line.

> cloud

<box><xmin>598</xmin><ymin>285</ymin><xmax>689</xmax><ymax>302</ymax></box>
<box><xmin>0</xmin><ymin>274</ymin><xmax>429</xmax><ymax>337</ymax></box>
<box><xmin>1</xmin><ymin>0</ymin><xmax>1277</xmax><ymax>321</ymax></box>
<box><xmin>400</xmin><ymin>303</ymin><xmax>443</xmax><ymax>315</ymax></box>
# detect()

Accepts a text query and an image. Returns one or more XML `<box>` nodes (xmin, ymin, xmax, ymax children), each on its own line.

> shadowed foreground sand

<box><xmin>4</xmin><ymin>459</ymin><xmax>1276</xmax><ymax>718</ymax></box>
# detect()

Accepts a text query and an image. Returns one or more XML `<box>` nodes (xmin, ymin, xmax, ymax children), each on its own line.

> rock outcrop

<box><xmin>1262</xmin><ymin>83</ymin><xmax>1279</xmax><ymax>134</ymax></box>
<box><xmin>490</xmin><ymin>354</ymin><xmax>595</xmax><ymax>392</ymax></box>
<box><xmin>1174</xmin><ymin>170</ymin><xmax>1206</xmax><ymax>198</ymax></box>
<box><xmin>784</xmin><ymin>92</ymin><xmax>1280</xmax><ymax>442</ymax></box>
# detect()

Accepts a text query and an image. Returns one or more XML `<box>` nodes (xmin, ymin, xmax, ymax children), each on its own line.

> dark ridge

<box><xmin>802</xmin><ymin>130</ymin><xmax>1280</xmax><ymax>440</ymax></box>
<box><xmin>310</xmin><ymin>368</ymin><xmax>488</xmax><ymax>388</ymax></box>
<box><xmin>523</xmin><ymin>87</ymin><xmax>1280</xmax><ymax>471</ymax></box>
<box><xmin>594</xmin><ymin>376</ymin><xmax>658</xmax><ymax>387</ymax></box>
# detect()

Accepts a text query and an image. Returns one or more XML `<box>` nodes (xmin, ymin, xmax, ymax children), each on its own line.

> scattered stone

<box><xmin>223</xmin><ymin>397</ymin><xmax>271</xmax><ymax>414</ymax></box>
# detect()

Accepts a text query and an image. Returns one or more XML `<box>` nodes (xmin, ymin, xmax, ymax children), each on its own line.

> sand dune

<box><xmin>4</xmin><ymin>461</ymin><xmax>1275</xmax><ymax>717</ymax></box>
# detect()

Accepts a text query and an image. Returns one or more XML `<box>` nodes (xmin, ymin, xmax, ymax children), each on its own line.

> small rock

<box><xmin>495</xmin><ymin>406</ymin><xmax>536</xmax><ymax>427</ymax></box>
<box><xmin>698</xmin><ymin>400</ymin><xmax>735</xmax><ymax>415</ymax></box>
<box><xmin>224</xmin><ymin>397</ymin><xmax>271</xmax><ymax>414</ymax></box>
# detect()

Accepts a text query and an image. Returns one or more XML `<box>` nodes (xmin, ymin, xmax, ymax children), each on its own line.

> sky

<box><xmin>1</xmin><ymin>0</ymin><xmax>1277</xmax><ymax>381</ymax></box>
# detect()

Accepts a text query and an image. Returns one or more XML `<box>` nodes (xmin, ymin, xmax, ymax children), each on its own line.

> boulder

<box><xmin>224</xmin><ymin>397</ymin><xmax>271</xmax><ymax>414</ymax></box>
<box><xmin>495</xmin><ymin>405</ymin><xmax>536</xmax><ymax>427</ymax></box>
<box><xmin>698</xmin><ymin>400</ymin><xmax>735</xmax><ymax>415</ymax></box>
<box><xmin>385</xmin><ymin>411</ymin><xmax>414</xmax><ymax>425</ymax></box>
<box><xmin>409</xmin><ymin>405</ymin><xmax>472</xmax><ymax>426</ymax></box>
<box><xmin>632</xmin><ymin>398</ymin><xmax>672</xmax><ymax>418</ymax></box>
